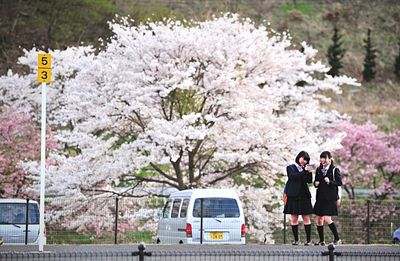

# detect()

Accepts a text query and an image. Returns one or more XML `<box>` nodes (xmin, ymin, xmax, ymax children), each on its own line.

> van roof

<box><xmin>0</xmin><ymin>198</ymin><xmax>39</xmax><ymax>204</ymax></box>
<box><xmin>169</xmin><ymin>189</ymin><xmax>239</xmax><ymax>199</ymax></box>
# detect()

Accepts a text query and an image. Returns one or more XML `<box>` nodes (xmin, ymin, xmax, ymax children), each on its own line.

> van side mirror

<box><xmin>157</xmin><ymin>209</ymin><xmax>163</xmax><ymax>218</ymax></box>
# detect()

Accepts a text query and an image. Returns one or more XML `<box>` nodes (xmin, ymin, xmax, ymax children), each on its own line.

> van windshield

<box><xmin>0</xmin><ymin>203</ymin><xmax>40</xmax><ymax>224</ymax></box>
<box><xmin>192</xmin><ymin>198</ymin><xmax>240</xmax><ymax>218</ymax></box>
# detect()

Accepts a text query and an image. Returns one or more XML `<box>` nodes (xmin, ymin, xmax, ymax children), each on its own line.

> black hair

<box><xmin>320</xmin><ymin>151</ymin><xmax>334</xmax><ymax>165</ymax></box>
<box><xmin>295</xmin><ymin>151</ymin><xmax>310</xmax><ymax>165</ymax></box>
<box><xmin>320</xmin><ymin>151</ymin><xmax>332</xmax><ymax>159</ymax></box>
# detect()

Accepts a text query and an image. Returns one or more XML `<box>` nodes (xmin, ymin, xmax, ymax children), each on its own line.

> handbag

<box><xmin>283</xmin><ymin>186</ymin><xmax>288</xmax><ymax>206</ymax></box>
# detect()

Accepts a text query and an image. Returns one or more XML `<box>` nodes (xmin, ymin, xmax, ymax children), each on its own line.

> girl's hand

<box><xmin>324</xmin><ymin>177</ymin><xmax>330</xmax><ymax>184</ymax></box>
<box><xmin>315</xmin><ymin>181</ymin><xmax>320</xmax><ymax>187</ymax></box>
<box><xmin>305</xmin><ymin>165</ymin><xmax>313</xmax><ymax>172</ymax></box>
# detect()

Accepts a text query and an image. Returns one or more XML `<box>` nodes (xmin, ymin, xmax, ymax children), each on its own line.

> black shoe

<box><xmin>314</xmin><ymin>241</ymin><xmax>325</xmax><ymax>246</ymax></box>
<box><xmin>333</xmin><ymin>239</ymin><xmax>342</xmax><ymax>245</ymax></box>
<box><xmin>292</xmin><ymin>240</ymin><xmax>299</xmax><ymax>245</ymax></box>
<box><xmin>304</xmin><ymin>241</ymin><xmax>312</xmax><ymax>246</ymax></box>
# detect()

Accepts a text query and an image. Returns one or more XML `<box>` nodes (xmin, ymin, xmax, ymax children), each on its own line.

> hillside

<box><xmin>1</xmin><ymin>0</ymin><xmax>399</xmax><ymax>129</ymax></box>
<box><xmin>115</xmin><ymin>0</ymin><xmax>400</xmax><ymax>130</ymax></box>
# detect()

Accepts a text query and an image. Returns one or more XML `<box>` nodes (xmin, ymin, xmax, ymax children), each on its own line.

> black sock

<box><xmin>291</xmin><ymin>225</ymin><xmax>299</xmax><ymax>241</ymax></box>
<box><xmin>317</xmin><ymin>225</ymin><xmax>324</xmax><ymax>242</ymax></box>
<box><xmin>304</xmin><ymin>224</ymin><xmax>311</xmax><ymax>242</ymax></box>
<box><xmin>329</xmin><ymin>222</ymin><xmax>339</xmax><ymax>241</ymax></box>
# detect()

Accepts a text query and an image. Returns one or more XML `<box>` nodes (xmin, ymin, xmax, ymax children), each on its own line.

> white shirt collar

<box><xmin>295</xmin><ymin>163</ymin><xmax>303</xmax><ymax>171</ymax></box>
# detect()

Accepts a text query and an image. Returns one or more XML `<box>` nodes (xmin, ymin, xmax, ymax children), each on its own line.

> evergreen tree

<box><xmin>327</xmin><ymin>26</ymin><xmax>346</xmax><ymax>76</ymax></box>
<box><xmin>362</xmin><ymin>29</ymin><xmax>377</xmax><ymax>82</ymax></box>
<box><xmin>395</xmin><ymin>41</ymin><xmax>400</xmax><ymax>78</ymax></box>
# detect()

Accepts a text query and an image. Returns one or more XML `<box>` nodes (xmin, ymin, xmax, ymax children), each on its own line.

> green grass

<box><xmin>124</xmin><ymin>231</ymin><xmax>155</xmax><ymax>242</ymax></box>
<box><xmin>47</xmin><ymin>230</ymin><xmax>155</xmax><ymax>244</ymax></box>
<box><xmin>47</xmin><ymin>231</ymin><xmax>96</xmax><ymax>244</ymax></box>
<box><xmin>279</xmin><ymin>2</ymin><xmax>317</xmax><ymax>19</ymax></box>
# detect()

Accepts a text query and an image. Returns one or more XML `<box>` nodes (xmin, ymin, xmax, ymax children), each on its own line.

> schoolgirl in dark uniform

<box><xmin>314</xmin><ymin>151</ymin><xmax>342</xmax><ymax>245</ymax></box>
<box><xmin>283</xmin><ymin>151</ymin><xmax>313</xmax><ymax>245</ymax></box>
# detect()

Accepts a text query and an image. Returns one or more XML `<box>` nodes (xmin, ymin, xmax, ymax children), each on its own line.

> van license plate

<box><xmin>210</xmin><ymin>232</ymin><xmax>223</xmax><ymax>240</ymax></box>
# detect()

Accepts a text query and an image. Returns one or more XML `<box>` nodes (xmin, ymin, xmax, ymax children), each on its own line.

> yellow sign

<box><xmin>38</xmin><ymin>68</ymin><xmax>51</xmax><ymax>83</ymax></box>
<box><xmin>38</xmin><ymin>53</ymin><xmax>52</xmax><ymax>83</ymax></box>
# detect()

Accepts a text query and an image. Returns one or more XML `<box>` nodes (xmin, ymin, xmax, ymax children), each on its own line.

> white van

<box><xmin>156</xmin><ymin>189</ymin><xmax>246</xmax><ymax>244</ymax></box>
<box><xmin>0</xmin><ymin>199</ymin><xmax>44</xmax><ymax>245</ymax></box>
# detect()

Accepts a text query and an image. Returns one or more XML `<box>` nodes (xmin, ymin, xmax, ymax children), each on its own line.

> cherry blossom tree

<box><xmin>0</xmin><ymin>108</ymin><xmax>57</xmax><ymax>198</ymax></box>
<box><xmin>329</xmin><ymin>120</ymin><xmax>400</xmax><ymax>199</ymax></box>
<box><xmin>0</xmin><ymin>14</ymin><xmax>359</xmax><ymax>241</ymax></box>
<box><xmin>327</xmin><ymin>120</ymin><xmax>400</xmax><ymax>243</ymax></box>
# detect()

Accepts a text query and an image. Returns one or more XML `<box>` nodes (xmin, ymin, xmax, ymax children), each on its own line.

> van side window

<box><xmin>0</xmin><ymin>203</ymin><xmax>40</xmax><ymax>224</ymax></box>
<box><xmin>162</xmin><ymin>200</ymin><xmax>172</xmax><ymax>218</ymax></box>
<box><xmin>179</xmin><ymin>199</ymin><xmax>189</xmax><ymax>218</ymax></box>
<box><xmin>171</xmin><ymin>199</ymin><xmax>182</xmax><ymax>218</ymax></box>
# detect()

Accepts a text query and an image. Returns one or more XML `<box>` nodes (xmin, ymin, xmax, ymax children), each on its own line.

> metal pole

<box><xmin>328</xmin><ymin>245</ymin><xmax>335</xmax><ymax>261</ymax></box>
<box><xmin>114</xmin><ymin>197</ymin><xmax>119</xmax><ymax>244</ymax></box>
<box><xmin>134</xmin><ymin>243</ymin><xmax>151</xmax><ymax>261</ymax></box>
<box><xmin>283</xmin><ymin>214</ymin><xmax>286</xmax><ymax>244</ymax></box>
<box><xmin>367</xmin><ymin>200</ymin><xmax>370</xmax><ymax>244</ymax></box>
<box><xmin>138</xmin><ymin>243</ymin><xmax>145</xmax><ymax>261</ymax></box>
<box><xmin>322</xmin><ymin>243</ymin><xmax>340</xmax><ymax>261</ymax></box>
<box><xmin>39</xmin><ymin>82</ymin><xmax>47</xmax><ymax>252</ymax></box>
<box><xmin>25</xmin><ymin>199</ymin><xmax>29</xmax><ymax>245</ymax></box>
<box><xmin>200</xmin><ymin>198</ymin><xmax>203</xmax><ymax>244</ymax></box>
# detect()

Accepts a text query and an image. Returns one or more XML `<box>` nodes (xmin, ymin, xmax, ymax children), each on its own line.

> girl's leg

<box><xmin>290</xmin><ymin>215</ymin><xmax>299</xmax><ymax>244</ymax></box>
<box><xmin>324</xmin><ymin>216</ymin><xmax>340</xmax><ymax>243</ymax></box>
<box><xmin>302</xmin><ymin>215</ymin><xmax>312</xmax><ymax>244</ymax></box>
<box><xmin>315</xmin><ymin>215</ymin><xmax>325</xmax><ymax>244</ymax></box>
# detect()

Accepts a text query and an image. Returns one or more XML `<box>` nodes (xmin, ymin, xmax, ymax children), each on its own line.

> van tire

<box><xmin>156</xmin><ymin>238</ymin><xmax>160</xmax><ymax>244</ymax></box>
<box><xmin>179</xmin><ymin>240</ymin><xmax>183</xmax><ymax>244</ymax></box>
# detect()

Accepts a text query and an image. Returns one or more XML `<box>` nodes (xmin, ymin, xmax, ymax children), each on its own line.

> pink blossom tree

<box><xmin>0</xmin><ymin>108</ymin><xmax>57</xmax><ymax>198</ymax></box>
<box><xmin>328</xmin><ymin>120</ymin><xmax>400</xmax><ymax>243</ymax></box>
<box><xmin>331</xmin><ymin>121</ymin><xmax>400</xmax><ymax>200</ymax></box>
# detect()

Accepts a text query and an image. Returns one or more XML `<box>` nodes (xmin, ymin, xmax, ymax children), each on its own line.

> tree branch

<box><xmin>135</xmin><ymin>176</ymin><xmax>180</xmax><ymax>189</ymax></box>
<box><xmin>188</xmin><ymin>140</ymin><xmax>202</xmax><ymax>183</ymax></box>
<box><xmin>150</xmin><ymin>162</ymin><xmax>178</xmax><ymax>182</ymax></box>
<box><xmin>171</xmin><ymin>149</ymin><xmax>185</xmax><ymax>189</ymax></box>
<box><xmin>196</xmin><ymin>148</ymin><xmax>216</xmax><ymax>179</ymax></box>
<box><xmin>208</xmin><ymin>162</ymin><xmax>257</xmax><ymax>185</ymax></box>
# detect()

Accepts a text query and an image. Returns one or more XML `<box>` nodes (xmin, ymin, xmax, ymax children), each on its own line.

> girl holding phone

<box><xmin>283</xmin><ymin>151</ymin><xmax>314</xmax><ymax>245</ymax></box>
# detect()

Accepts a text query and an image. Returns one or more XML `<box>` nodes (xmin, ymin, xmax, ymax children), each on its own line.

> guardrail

<box><xmin>1</xmin><ymin>244</ymin><xmax>400</xmax><ymax>261</ymax></box>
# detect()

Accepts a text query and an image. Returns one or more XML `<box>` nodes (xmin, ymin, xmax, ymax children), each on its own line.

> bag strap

<box><xmin>333</xmin><ymin>167</ymin><xmax>342</xmax><ymax>200</ymax></box>
<box><xmin>333</xmin><ymin>167</ymin><xmax>336</xmax><ymax>181</ymax></box>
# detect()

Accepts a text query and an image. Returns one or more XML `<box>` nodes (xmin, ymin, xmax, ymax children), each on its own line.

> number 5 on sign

<box><xmin>38</xmin><ymin>53</ymin><xmax>52</xmax><ymax>83</ymax></box>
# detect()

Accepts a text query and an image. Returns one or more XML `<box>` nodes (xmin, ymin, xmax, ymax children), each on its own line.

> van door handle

<box><xmin>23</xmin><ymin>230</ymin><xmax>31</xmax><ymax>232</ymax></box>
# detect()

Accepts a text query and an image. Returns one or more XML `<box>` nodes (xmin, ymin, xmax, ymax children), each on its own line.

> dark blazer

<box><xmin>314</xmin><ymin>164</ymin><xmax>342</xmax><ymax>201</ymax></box>
<box><xmin>285</xmin><ymin>164</ymin><xmax>312</xmax><ymax>198</ymax></box>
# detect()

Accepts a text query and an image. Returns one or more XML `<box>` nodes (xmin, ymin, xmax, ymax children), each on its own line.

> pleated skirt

<box><xmin>283</xmin><ymin>196</ymin><xmax>313</xmax><ymax>215</ymax></box>
<box><xmin>313</xmin><ymin>199</ymin><xmax>338</xmax><ymax>216</ymax></box>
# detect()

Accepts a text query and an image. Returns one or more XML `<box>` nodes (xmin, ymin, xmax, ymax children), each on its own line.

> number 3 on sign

<box><xmin>38</xmin><ymin>53</ymin><xmax>52</xmax><ymax>83</ymax></box>
<box><xmin>38</xmin><ymin>68</ymin><xmax>51</xmax><ymax>83</ymax></box>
